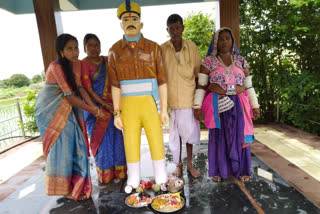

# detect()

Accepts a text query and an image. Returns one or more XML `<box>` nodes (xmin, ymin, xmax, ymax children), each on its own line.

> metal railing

<box><xmin>0</xmin><ymin>98</ymin><xmax>34</xmax><ymax>149</ymax></box>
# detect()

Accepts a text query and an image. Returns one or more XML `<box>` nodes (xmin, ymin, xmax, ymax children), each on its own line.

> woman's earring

<box><xmin>61</xmin><ymin>52</ymin><xmax>64</xmax><ymax>58</ymax></box>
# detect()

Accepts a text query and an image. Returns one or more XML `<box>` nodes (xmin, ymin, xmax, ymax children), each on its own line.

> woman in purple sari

<box><xmin>194</xmin><ymin>28</ymin><xmax>260</xmax><ymax>183</ymax></box>
<box><xmin>80</xmin><ymin>34</ymin><xmax>127</xmax><ymax>184</ymax></box>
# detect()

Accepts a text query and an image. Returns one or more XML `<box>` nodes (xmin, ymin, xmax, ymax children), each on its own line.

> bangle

<box><xmin>193</xmin><ymin>89</ymin><xmax>206</xmax><ymax>109</ymax></box>
<box><xmin>113</xmin><ymin>109</ymin><xmax>121</xmax><ymax>117</ymax></box>
<box><xmin>198</xmin><ymin>73</ymin><xmax>209</xmax><ymax>86</ymax></box>
<box><xmin>95</xmin><ymin>108</ymin><xmax>100</xmax><ymax>117</ymax></box>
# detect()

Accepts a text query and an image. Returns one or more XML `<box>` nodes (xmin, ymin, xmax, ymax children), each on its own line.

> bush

<box><xmin>31</xmin><ymin>74</ymin><xmax>43</xmax><ymax>83</ymax></box>
<box><xmin>30</xmin><ymin>82</ymin><xmax>44</xmax><ymax>90</ymax></box>
<box><xmin>9</xmin><ymin>74</ymin><xmax>30</xmax><ymax>88</ymax></box>
<box><xmin>0</xmin><ymin>79</ymin><xmax>12</xmax><ymax>88</ymax></box>
<box><xmin>22</xmin><ymin>90</ymin><xmax>39</xmax><ymax>134</ymax></box>
<box><xmin>0</xmin><ymin>89</ymin><xmax>15</xmax><ymax>99</ymax></box>
<box><xmin>0</xmin><ymin>86</ymin><xmax>30</xmax><ymax>99</ymax></box>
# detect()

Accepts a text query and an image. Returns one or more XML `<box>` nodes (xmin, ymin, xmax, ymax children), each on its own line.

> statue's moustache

<box><xmin>127</xmin><ymin>25</ymin><xmax>136</xmax><ymax>29</ymax></box>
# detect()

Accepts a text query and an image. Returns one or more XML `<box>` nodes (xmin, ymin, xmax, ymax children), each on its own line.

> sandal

<box><xmin>212</xmin><ymin>176</ymin><xmax>222</xmax><ymax>183</ymax></box>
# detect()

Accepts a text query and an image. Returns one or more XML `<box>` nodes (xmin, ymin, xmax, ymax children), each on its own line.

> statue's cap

<box><xmin>117</xmin><ymin>1</ymin><xmax>141</xmax><ymax>19</ymax></box>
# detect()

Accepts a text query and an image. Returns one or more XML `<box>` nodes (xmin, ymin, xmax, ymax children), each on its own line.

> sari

<box><xmin>81</xmin><ymin>56</ymin><xmax>127</xmax><ymax>183</ymax></box>
<box><xmin>203</xmin><ymin>28</ymin><xmax>254</xmax><ymax>179</ymax></box>
<box><xmin>34</xmin><ymin>61</ymin><xmax>92</xmax><ymax>201</ymax></box>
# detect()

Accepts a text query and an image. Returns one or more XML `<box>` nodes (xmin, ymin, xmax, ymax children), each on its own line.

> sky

<box><xmin>0</xmin><ymin>2</ymin><xmax>218</xmax><ymax>80</ymax></box>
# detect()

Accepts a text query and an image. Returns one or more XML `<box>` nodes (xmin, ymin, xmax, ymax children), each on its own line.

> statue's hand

<box><xmin>114</xmin><ymin>116</ymin><xmax>123</xmax><ymax>130</ymax></box>
<box><xmin>160</xmin><ymin>110</ymin><xmax>169</xmax><ymax>127</ymax></box>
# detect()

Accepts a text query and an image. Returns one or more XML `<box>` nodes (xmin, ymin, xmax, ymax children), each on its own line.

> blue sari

<box><xmin>82</xmin><ymin>57</ymin><xmax>127</xmax><ymax>183</ymax></box>
<box><xmin>35</xmin><ymin>81</ymin><xmax>92</xmax><ymax>200</ymax></box>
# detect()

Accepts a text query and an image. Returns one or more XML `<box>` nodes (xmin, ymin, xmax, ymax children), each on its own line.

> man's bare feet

<box><xmin>212</xmin><ymin>176</ymin><xmax>222</xmax><ymax>183</ymax></box>
<box><xmin>187</xmin><ymin>165</ymin><xmax>201</xmax><ymax>178</ymax></box>
<box><xmin>172</xmin><ymin>163</ymin><xmax>183</xmax><ymax>177</ymax></box>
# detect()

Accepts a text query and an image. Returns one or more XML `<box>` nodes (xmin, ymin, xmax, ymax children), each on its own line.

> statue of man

<box><xmin>108</xmin><ymin>1</ymin><xmax>169</xmax><ymax>189</ymax></box>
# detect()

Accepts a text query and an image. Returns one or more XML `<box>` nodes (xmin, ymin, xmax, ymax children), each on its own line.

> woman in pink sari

<box><xmin>35</xmin><ymin>34</ymin><xmax>108</xmax><ymax>200</ymax></box>
<box><xmin>194</xmin><ymin>28</ymin><xmax>260</xmax><ymax>183</ymax></box>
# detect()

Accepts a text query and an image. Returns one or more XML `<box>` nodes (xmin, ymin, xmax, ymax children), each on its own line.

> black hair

<box><xmin>83</xmin><ymin>33</ymin><xmax>101</xmax><ymax>48</ymax></box>
<box><xmin>167</xmin><ymin>14</ymin><xmax>183</xmax><ymax>26</ymax></box>
<box><xmin>55</xmin><ymin>33</ymin><xmax>79</xmax><ymax>95</ymax></box>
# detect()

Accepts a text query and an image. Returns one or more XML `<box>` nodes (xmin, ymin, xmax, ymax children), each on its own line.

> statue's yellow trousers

<box><xmin>120</xmin><ymin>95</ymin><xmax>165</xmax><ymax>163</ymax></box>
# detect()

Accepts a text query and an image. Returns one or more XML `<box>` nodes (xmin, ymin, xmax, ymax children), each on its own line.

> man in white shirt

<box><xmin>161</xmin><ymin>14</ymin><xmax>202</xmax><ymax>178</ymax></box>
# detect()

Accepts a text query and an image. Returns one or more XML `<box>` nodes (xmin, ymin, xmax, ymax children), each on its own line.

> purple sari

<box><xmin>208</xmin><ymin>95</ymin><xmax>251</xmax><ymax>179</ymax></box>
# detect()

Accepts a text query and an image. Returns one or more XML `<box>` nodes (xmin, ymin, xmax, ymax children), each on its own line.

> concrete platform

<box><xmin>0</xmin><ymin>125</ymin><xmax>320</xmax><ymax>214</ymax></box>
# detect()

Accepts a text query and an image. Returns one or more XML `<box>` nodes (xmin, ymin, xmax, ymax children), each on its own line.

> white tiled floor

<box><xmin>255</xmin><ymin>127</ymin><xmax>320</xmax><ymax>182</ymax></box>
<box><xmin>0</xmin><ymin>141</ymin><xmax>43</xmax><ymax>184</ymax></box>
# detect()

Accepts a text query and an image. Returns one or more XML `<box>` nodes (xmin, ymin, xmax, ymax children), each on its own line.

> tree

<box><xmin>0</xmin><ymin>79</ymin><xmax>11</xmax><ymax>88</ymax></box>
<box><xmin>183</xmin><ymin>11</ymin><xmax>216</xmax><ymax>59</ymax></box>
<box><xmin>240</xmin><ymin>0</ymin><xmax>320</xmax><ymax>135</ymax></box>
<box><xmin>31</xmin><ymin>74</ymin><xmax>43</xmax><ymax>83</ymax></box>
<box><xmin>9</xmin><ymin>74</ymin><xmax>30</xmax><ymax>87</ymax></box>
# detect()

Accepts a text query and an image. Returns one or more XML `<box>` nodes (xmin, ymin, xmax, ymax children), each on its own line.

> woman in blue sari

<box><xmin>81</xmin><ymin>33</ymin><xmax>127</xmax><ymax>183</ymax></box>
<box><xmin>35</xmin><ymin>34</ymin><xmax>108</xmax><ymax>201</ymax></box>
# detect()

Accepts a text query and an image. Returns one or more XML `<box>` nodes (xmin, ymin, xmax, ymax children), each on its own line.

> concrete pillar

<box><xmin>219</xmin><ymin>0</ymin><xmax>240</xmax><ymax>50</ymax></box>
<box><xmin>33</xmin><ymin>0</ymin><xmax>58</xmax><ymax>71</ymax></box>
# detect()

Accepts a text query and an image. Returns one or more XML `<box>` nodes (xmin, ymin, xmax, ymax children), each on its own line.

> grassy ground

<box><xmin>0</xmin><ymin>87</ymin><xmax>30</xmax><ymax>100</ymax></box>
<box><xmin>0</xmin><ymin>97</ymin><xmax>27</xmax><ymax>107</ymax></box>
<box><xmin>0</xmin><ymin>83</ymin><xmax>42</xmax><ymax>106</ymax></box>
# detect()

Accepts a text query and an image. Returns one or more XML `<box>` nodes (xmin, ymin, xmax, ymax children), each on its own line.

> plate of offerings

<box><xmin>125</xmin><ymin>192</ymin><xmax>153</xmax><ymax>208</ymax></box>
<box><xmin>151</xmin><ymin>193</ymin><xmax>185</xmax><ymax>213</ymax></box>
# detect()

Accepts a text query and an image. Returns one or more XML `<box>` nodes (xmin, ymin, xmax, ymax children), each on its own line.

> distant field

<box><xmin>0</xmin><ymin>86</ymin><xmax>30</xmax><ymax>100</ymax></box>
<box><xmin>0</xmin><ymin>83</ymin><xmax>42</xmax><ymax>100</ymax></box>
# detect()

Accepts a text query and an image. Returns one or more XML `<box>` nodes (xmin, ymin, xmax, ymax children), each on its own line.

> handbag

<box><xmin>218</xmin><ymin>95</ymin><xmax>234</xmax><ymax>113</ymax></box>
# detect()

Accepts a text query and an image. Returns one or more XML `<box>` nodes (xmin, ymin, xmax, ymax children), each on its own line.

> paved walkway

<box><xmin>252</xmin><ymin>124</ymin><xmax>320</xmax><ymax>207</ymax></box>
<box><xmin>255</xmin><ymin>126</ymin><xmax>320</xmax><ymax>182</ymax></box>
<box><xmin>0</xmin><ymin>124</ymin><xmax>320</xmax><ymax>213</ymax></box>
